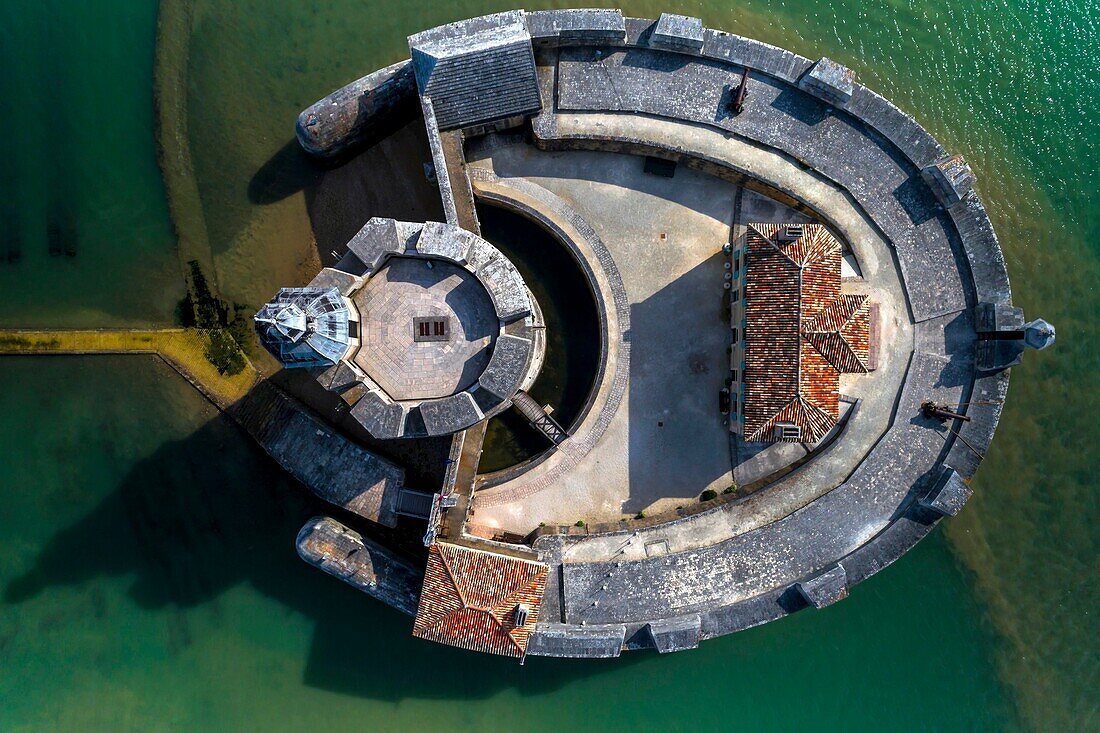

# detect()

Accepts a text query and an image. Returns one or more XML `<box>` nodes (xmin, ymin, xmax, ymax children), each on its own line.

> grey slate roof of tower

<box><xmin>409</xmin><ymin>11</ymin><xmax>542</xmax><ymax>131</ymax></box>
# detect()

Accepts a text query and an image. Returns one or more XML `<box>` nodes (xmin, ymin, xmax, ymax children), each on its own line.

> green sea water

<box><xmin>0</xmin><ymin>0</ymin><xmax>1096</xmax><ymax>731</ymax></box>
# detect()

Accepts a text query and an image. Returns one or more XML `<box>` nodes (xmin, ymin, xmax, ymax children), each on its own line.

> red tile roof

<box><xmin>413</xmin><ymin>542</ymin><xmax>548</xmax><ymax>657</ymax></box>
<box><xmin>743</xmin><ymin>224</ymin><xmax>872</xmax><ymax>443</ymax></box>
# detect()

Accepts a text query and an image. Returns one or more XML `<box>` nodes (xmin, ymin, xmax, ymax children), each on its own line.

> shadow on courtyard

<box><xmin>624</xmin><ymin>251</ymin><xmax>734</xmax><ymax>513</ymax></box>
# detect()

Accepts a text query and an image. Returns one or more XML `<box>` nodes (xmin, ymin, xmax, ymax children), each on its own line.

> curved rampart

<box><xmin>290</xmin><ymin>10</ymin><xmax>1018</xmax><ymax>659</ymax></box>
<box><xmin>466</xmin><ymin>168</ymin><xmax>632</xmax><ymax>499</ymax></box>
<box><xmin>510</xmin><ymin>11</ymin><xmax>1013</xmax><ymax>658</ymax></box>
<box><xmin>296</xmin><ymin>60</ymin><xmax>419</xmax><ymax>159</ymax></box>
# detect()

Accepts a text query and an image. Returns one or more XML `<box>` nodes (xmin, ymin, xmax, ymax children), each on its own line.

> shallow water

<box><xmin>0</xmin><ymin>358</ymin><xmax>1015</xmax><ymax>732</ymax></box>
<box><xmin>1</xmin><ymin>0</ymin><xmax>1097</xmax><ymax>730</ymax></box>
<box><xmin>0</xmin><ymin>0</ymin><xmax>183</xmax><ymax>326</ymax></box>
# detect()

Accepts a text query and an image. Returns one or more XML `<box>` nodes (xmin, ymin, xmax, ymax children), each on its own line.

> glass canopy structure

<box><xmin>254</xmin><ymin>287</ymin><xmax>351</xmax><ymax>367</ymax></box>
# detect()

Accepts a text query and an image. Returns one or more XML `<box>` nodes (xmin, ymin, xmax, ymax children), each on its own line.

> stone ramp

<box><xmin>231</xmin><ymin>381</ymin><xmax>406</xmax><ymax>527</ymax></box>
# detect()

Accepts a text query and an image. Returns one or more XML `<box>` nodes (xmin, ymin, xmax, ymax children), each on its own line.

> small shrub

<box><xmin>539</xmin><ymin>522</ymin><xmax>546</xmax><ymax>527</ymax></box>
<box><xmin>634</xmin><ymin>511</ymin><xmax>646</xmax><ymax>520</ymax></box>
<box><xmin>700</xmin><ymin>489</ymin><xmax>718</xmax><ymax>501</ymax></box>
<box><xmin>723</xmin><ymin>484</ymin><xmax>738</xmax><ymax>495</ymax></box>
<box><xmin>227</xmin><ymin>312</ymin><xmax>255</xmax><ymax>351</ymax></box>
<box><xmin>574</xmin><ymin>520</ymin><xmax>586</xmax><ymax>528</ymax></box>
<box><xmin>204</xmin><ymin>329</ymin><xmax>246</xmax><ymax>376</ymax></box>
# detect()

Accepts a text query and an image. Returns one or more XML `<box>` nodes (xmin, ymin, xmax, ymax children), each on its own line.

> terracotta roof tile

<box><xmin>743</xmin><ymin>224</ymin><xmax>871</xmax><ymax>443</ymax></box>
<box><xmin>412</xmin><ymin>542</ymin><xmax>548</xmax><ymax>657</ymax></box>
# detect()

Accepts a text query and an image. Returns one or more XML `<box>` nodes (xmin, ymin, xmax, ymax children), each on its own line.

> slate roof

<box><xmin>409</xmin><ymin>11</ymin><xmax>541</xmax><ymax>131</ymax></box>
<box><xmin>413</xmin><ymin>542</ymin><xmax>548</xmax><ymax>657</ymax></box>
<box><xmin>743</xmin><ymin>224</ymin><xmax>871</xmax><ymax>443</ymax></box>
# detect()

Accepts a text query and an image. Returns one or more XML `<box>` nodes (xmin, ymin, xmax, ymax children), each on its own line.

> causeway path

<box><xmin>0</xmin><ymin>329</ymin><xmax>257</xmax><ymax>409</ymax></box>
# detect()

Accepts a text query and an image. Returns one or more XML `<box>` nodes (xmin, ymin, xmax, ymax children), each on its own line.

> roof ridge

<box><xmin>436</xmin><ymin>544</ymin><xmax>469</xmax><ymax>609</ymax></box>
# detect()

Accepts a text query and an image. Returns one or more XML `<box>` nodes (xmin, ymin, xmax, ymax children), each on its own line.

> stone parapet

<box><xmin>645</xmin><ymin>614</ymin><xmax>702</xmax><ymax>653</ymax></box>
<box><xmin>651</xmin><ymin>13</ymin><xmax>705</xmax><ymax>53</ymax></box>
<box><xmin>923</xmin><ymin>154</ymin><xmax>977</xmax><ymax>208</ymax></box>
<box><xmin>296</xmin><ymin>60</ymin><xmax>418</xmax><ymax>159</ymax></box>
<box><xmin>527</xmin><ymin>624</ymin><xmax>627</xmax><ymax>658</ymax></box>
<box><xmin>920</xmin><ymin>467</ymin><xmax>972</xmax><ymax>517</ymax></box>
<box><xmin>798</xmin><ymin>57</ymin><xmax>856</xmax><ymax>107</ymax></box>
<box><xmin>794</xmin><ymin>564</ymin><xmax>849</xmax><ymax>608</ymax></box>
<box><xmin>526</xmin><ymin>8</ymin><xmax>626</xmax><ymax>45</ymax></box>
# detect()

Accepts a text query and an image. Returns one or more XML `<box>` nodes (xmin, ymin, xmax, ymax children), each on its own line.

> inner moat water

<box><xmin>0</xmin><ymin>1</ymin><xmax>1095</xmax><ymax>731</ymax></box>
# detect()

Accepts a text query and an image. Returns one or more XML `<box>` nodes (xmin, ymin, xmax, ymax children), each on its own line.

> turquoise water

<box><xmin>0</xmin><ymin>0</ymin><xmax>183</xmax><ymax>326</ymax></box>
<box><xmin>1</xmin><ymin>0</ymin><xmax>1097</xmax><ymax>731</ymax></box>
<box><xmin>0</xmin><ymin>359</ymin><xmax>1014</xmax><ymax>731</ymax></box>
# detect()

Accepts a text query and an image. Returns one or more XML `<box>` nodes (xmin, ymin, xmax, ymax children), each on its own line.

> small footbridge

<box><xmin>511</xmin><ymin>390</ymin><xmax>569</xmax><ymax>446</ymax></box>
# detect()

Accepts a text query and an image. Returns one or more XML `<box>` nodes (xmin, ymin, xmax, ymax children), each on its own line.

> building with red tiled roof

<box><xmin>412</xmin><ymin>542</ymin><xmax>549</xmax><ymax>657</ymax></box>
<box><xmin>732</xmin><ymin>223</ymin><xmax>874</xmax><ymax>443</ymax></box>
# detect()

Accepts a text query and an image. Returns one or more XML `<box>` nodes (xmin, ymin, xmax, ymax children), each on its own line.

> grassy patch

<box><xmin>202</xmin><ymin>329</ymin><xmax>246</xmax><ymax>376</ymax></box>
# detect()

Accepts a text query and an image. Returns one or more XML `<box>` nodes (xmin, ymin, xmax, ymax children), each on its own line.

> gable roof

<box><xmin>413</xmin><ymin>542</ymin><xmax>548</xmax><ymax>657</ymax></box>
<box><xmin>409</xmin><ymin>12</ymin><xmax>541</xmax><ymax>131</ymax></box>
<box><xmin>802</xmin><ymin>294</ymin><xmax>871</xmax><ymax>373</ymax></box>
<box><xmin>742</xmin><ymin>224</ymin><xmax>871</xmax><ymax>443</ymax></box>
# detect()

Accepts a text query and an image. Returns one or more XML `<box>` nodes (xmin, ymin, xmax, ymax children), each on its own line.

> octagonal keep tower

<box><xmin>257</xmin><ymin>218</ymin><xmax>544</xmax><ymax>439</ymax></box>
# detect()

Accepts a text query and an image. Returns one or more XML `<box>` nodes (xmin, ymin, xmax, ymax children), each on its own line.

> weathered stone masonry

<box><xmin>283</xmin><ymin>10</ymin><xmax>1052</xmax><ymax>659</ymax></box>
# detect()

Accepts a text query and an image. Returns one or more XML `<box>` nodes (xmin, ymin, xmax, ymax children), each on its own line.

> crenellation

<box><xmin>798</xmin><ymin>57</ymin><xmax>856</xmax><ymax>107</ymax></box>
<box><xmin>650</xmin><ymin>13</ymin><xmax>705</xmax><ymax>53</ymax></box>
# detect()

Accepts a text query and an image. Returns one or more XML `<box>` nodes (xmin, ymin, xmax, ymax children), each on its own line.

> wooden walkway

<box><xmin>0</xmin><ymin>329</ymin><xmax>258</xmax><ymax>410</ymax></box>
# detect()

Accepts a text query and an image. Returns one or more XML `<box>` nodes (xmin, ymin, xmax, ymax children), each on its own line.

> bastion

<box><xmin>256</xmin><ymin>9</ymin><xmax>1054</xmax><ymax>659</ymax></box>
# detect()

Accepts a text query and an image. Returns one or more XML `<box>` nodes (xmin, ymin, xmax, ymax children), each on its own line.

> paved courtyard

<box><xmin>469</xmin><ymin>145</ymin><xmax>738</xmax><ymax>529</ymax></box>
<box><xmin>353</xmin><ymin>257</ymin><xmax>497</xmax><ymax>400</ymax></box>
<box><xmin>466</xmin><ymin>136</ymin><xmax>911</xmax><ymax>537</ymax></box>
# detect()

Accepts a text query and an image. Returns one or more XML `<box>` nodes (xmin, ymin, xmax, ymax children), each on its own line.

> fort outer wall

<box><xmin>291</xmin><ymin>10</ymin><xmax>1019</xmax><ymax>658</ymax></box>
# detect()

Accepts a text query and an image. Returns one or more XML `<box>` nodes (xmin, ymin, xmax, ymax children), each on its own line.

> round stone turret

<box><xmin>258</xmin><ymin>218</ymin><xmax>544</xmax><ymax>440</ymax></box>
<box><xmin>1024</xmin><ymin>318</ymin><xmax>1056</xmax><ymax>350</ymax></box>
